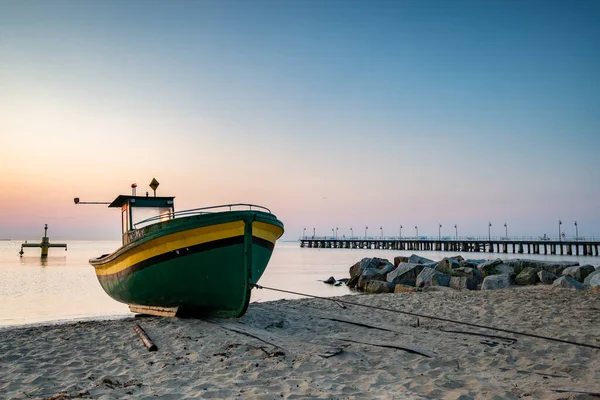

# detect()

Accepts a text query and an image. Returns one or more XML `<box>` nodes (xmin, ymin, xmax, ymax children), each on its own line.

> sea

<box><xmin>1</xmin><ymin>239</ymin><xmax>599</xmax><ymax>328</ymax></box>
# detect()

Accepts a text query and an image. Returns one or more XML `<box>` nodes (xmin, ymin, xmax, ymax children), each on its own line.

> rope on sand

<box><xmin>251</xmin><ymin>284</ymin><xmax>600</xmax><ymax>351</ymax></box>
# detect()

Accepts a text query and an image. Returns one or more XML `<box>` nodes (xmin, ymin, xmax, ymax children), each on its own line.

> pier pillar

<box><xmin>40</xmin><ymin>236</ymin><xmax>49</xmax><ymax>257</ymax></box>
<box><xmin>567</xmin><ymin>245</ymin><xmax>572</xmax><ymax>255</ymax></box>
<box><xmin>518</xmin><ymin>244</ymin><xmax>523</xmax><ymax>254</ymax></box>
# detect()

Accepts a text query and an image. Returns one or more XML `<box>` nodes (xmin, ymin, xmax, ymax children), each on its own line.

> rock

<box><xmin>503</xmin><ymin>259</ymin><xmax>578</xmax><ymax>276</ymax></box>
<box><xmin>495</xmin><ymin>264</ymin><xmax>515</xmax><ymax>277</ymax></box>
<box><xmin>394</xmin><ymin>284</ymin><xmax>419</xmax><ymax>293</ymax></box>
<box><xmin>435</xmin><ymin>258</ymin><xmax>462</xmax><ymax>275</ymax></box>
<box><xmin>361</xmin><ymin>267</ymin><xmax>388</xmax><ymax>281</ymax></box>
<box><xmin>552</xmin><ymin>276</ymin><xmax>585</xmax><ymax>290</ymax></box>
<box><xmin>449</xmin><ymin>276</ymin><xmax>477</xmax><ymax>290</ymax></box>
<box><xmin>476</xmin><ymin>259</ymin><xmax>504</xmax><ymax>277</ymax></box>
<box><xmin>364</xmin><ymin>280</ymin><xmax>396</xmax><ymax>294</ymax></box>
<box><xmin>561</xmin><ymin>265</ymin><xmax>596</xmax><ymax>283</ymax></box>
<box><xmin>515</xmin><ymin>267</ymin><xmax>541</xmax><ymax>285</ymax></box>
<box><xmin>386</xmin><ymin>262</ymin><xmax>425</xmax><ymax>286</ymax></box>
<box><xmin>407</xmin><ymin>254</ymin><xmax>434</xmax><ymax>264</ymax></box>
<box><xmin>583</xmin><ymin>270</ymin><xmax>600</xmax><ymax>285</ymax></box>
<box><xmin>452</xmin><ymin>267</ymin><xmax>483</xmax><ymax>284</ymax></box>
<box><xmin>393</xmin><ymin>256</ymin><xmax>409</xmax><ymax>268</ymax></box>
<box><xmin>589</xmin><ymin>274</ymin><xmax>600</xmax><ymax>290</ymax></box>
<box><xmin>449</xmin><ymin>255</ymin><xmax>465</xmax><ymax>262</ymax></box>
<box><xmin>416</xmin><ymin>268</ymin><xmax>451</xmax><ymax>288</ymax></box>
<box><xmin>462</xmin><ymin>259</ymin><xmax>486</xmax><ymax>269</ymax></box>
<box><xmin>357</xmin><ymin>273</ymin><xmax>386</xmax><ymax>290</ymax></box>
<box><xmin>580</xmin><ymin>265</ymin><xmax>596</xmax><ymax>280</ymax></box>
<box><xmin>323</xmin><ymin>277</ymin><xmax>336</xmax><ymax>284</ymax></box>
<box><xmin>347</xmin><ymin>257</ymin><xmax>393</xmax><ymax>289</ymax></box>
<box><xmin>347</xmin><ymin>262</ymin><xmax>363</xmax><ymax>288</ymax></box>
<box><xmin>477</xmin><ymin>261</ymin><xmax>514</xmax><ymax>279</ymax></box>
<box><xmin>481</xmin><ymin>274</ymin><xmax>511</xmax><ymax>290</ymax></box>
<box><xmin>537</xmin><ymin>270</ymin><xmax>558</xmax><ymax>284</ymax></box>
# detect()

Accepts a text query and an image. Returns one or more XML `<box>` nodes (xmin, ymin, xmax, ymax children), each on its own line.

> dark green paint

<box><xmin>92</xmin><ymin>211</ymin><xmax>283</xmax><ymax>318</ymax></box>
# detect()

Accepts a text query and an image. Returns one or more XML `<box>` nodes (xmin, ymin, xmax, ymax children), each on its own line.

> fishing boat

<box><xmin>78</xmin><ymin>179</ymin><xmax>284</xmax><ymax>318</ymax></box>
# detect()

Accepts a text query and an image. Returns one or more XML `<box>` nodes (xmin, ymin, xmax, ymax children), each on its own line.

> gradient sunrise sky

<box><xmin>1</xmin><ymin>0</ymin><xmax>599</xmax><ymax>240</ymax></box>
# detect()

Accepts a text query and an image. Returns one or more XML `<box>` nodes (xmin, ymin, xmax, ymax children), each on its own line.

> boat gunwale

<box><xmin>89</xmin><ymin>210</ymin><xmax>283</xmax><ymax>267</ymax></box>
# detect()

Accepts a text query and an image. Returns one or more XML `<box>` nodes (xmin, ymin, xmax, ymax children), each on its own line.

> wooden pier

<box><xmin>299</xmin><ymin>237</ymin><xmax>600</xmax><ymax>256</ymax></box>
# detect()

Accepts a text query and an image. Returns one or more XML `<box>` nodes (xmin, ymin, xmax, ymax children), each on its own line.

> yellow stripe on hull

<box><xmin>94</xmin><ymin>220</ymin><xmax>283</xmax><ymax>277</ymax></box>
<box><xmin>253</xmin><ymin>221</ymin><xmax>283</xmax><ymax>244</ymax></box>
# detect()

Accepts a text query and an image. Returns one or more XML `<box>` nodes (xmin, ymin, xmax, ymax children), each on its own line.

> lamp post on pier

<box><xmin>331</xmin><ymin>228</ymin><xmax>334</xmax><ymax>239</ymax></box>
<box><xmin>488</xmin><ymin>222</ymin><xmax>492</xmax><ymax>241</ymax></box>
<box><xmin>558</xmin><ymin>220</ymin><xmax>562</xmax><ymax>242</ymax></box>
<box><xmin>303</xmin><ymin>228</ymin><xmax>306</xmax><ymax>239</ymax></box>
<box><xmin>399</xmin><ymin>225</ymin><xmax>403</xmax><ymax>239</ymax></box>
<box><xmin>454</xmin><ymin>224</ymin><xmax>458</xmax><ymax>240</ymax></box>
<box><xmin>415</xmin><ymin>226</ymin><xmax>418</xmax><ymax>237</ymax></box>
<box><xmin>438</xmin><ymin>223</ymin><xmax>442</xmax><ymax>240</ymax></box>
<box><xmin>336</xmin><ymin>227</ymin><xmax>338</xmax><ymax>239</ymax></box>
<box><xmin>365</xmin><ymin>226</ymin><xmax>368</xmax><ymax>239</ymax></box>
<box><xmin>350</xmin><ymin>226</ymin><xmax>353</xmax><ymax>238</ymax></box>
<box><xmin>574</xmin><ymin>221</ymin><xmax>578</xmax><ymax>238</ymax></box>
<box><xmin>380</xmin><ymin>226</ymin><xmax>383</xmax><ymax>238</ymax></box>
<box><xmin>504</xmin><ymin>223</ymin><xmax>507</xmax><ymax>238</ymax></box>
<box><xmin>313</xmin><ymin>227</ymin><xmax>315</xmax><ymax>238</ymax></box>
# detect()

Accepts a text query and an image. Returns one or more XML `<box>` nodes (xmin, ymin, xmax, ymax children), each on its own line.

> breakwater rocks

<box><xmin>344</xmin><ymin>254</ymin><xmax>600</xmax><ymax>294</ymax></box>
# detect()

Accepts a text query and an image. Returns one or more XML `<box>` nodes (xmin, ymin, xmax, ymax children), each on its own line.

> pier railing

<box><xmin>300</xmin><ymin>235</ymin><xmax>597</xmax><ymax>242</ymax></box>
<box><xmin>298</xmin><ymin>236</ymin><xmax>600</xmax><ymax>256</ymax></box>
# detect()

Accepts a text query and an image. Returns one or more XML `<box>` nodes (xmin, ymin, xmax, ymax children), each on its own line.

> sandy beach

<box><xmin>1</xmin><ymin>286</ymin><xmax>599</xmax><ymax>400</ymax></box>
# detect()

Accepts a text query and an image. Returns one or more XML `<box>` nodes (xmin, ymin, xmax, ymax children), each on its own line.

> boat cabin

<box><xmin>109</xmin><ymin>195</ymin><xmax>175</xmax><ymax>244</ymax></box>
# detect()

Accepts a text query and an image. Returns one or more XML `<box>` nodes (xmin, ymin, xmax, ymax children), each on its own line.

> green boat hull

<box><xmin>90</xmin><ymin>211</ymin><xmax>284</xmax><ymax>318</ymax></box>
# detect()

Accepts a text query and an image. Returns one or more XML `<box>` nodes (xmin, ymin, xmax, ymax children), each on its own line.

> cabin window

<box><xmin>131</xmin><ymin>207</ymin><xmax>173</xmax><ymax>228</ymax></box>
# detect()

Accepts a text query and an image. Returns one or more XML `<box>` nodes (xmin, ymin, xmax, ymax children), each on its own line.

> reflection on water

<box><xmin>19</xmin><ymin>256</ymin><xmax>68</xmax><ymax>267</ymax></box>
<box><xmin>1</xmin><ymin>240</ymin><xmax>599</xmax><ymax>328</ymax></box>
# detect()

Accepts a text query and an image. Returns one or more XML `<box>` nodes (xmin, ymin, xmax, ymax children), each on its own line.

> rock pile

<box><xmin>345</xmin><ymin>254</ymin><xmax>600</xmax><ymax>294</ymax></box>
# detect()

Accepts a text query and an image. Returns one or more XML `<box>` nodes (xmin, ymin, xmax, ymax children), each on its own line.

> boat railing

<box><xmin>134</xmin><ymin>203</ymin><xmax>272</xmax><ymax>228</ymax></box>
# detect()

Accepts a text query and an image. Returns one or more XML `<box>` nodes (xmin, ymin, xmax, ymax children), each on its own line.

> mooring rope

<box><xmin>251</xmin><ymin>284</ymin><xmax>600</xmax><ymax>350</ymax></box>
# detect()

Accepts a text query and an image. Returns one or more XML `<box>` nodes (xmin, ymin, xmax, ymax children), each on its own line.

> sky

<box><xmin>1</xmin><ymin>0</ymin><xmax>599</xmax><ymax>241</ymax></box>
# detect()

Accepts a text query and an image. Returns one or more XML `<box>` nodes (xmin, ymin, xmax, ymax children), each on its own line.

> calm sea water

<box><xmin>1</xmin><ymin>239</ymin><xmax>599</xmax><ymax>327</ymax></box>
